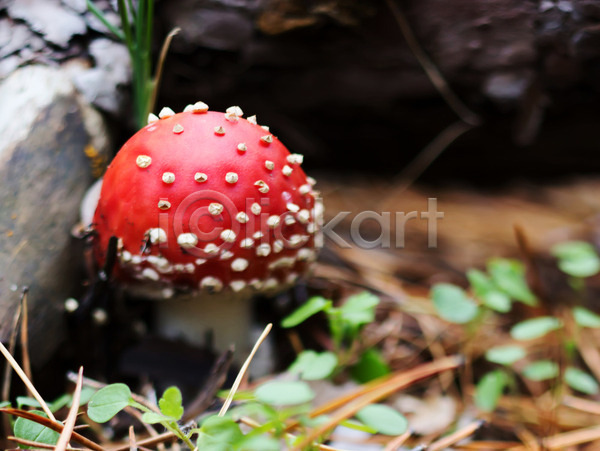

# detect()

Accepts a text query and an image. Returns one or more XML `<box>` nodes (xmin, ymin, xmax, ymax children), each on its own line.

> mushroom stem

<box><xmin>153</xmin><ymin>291</ymin><xmax>255</xmax><ymax>357</ymax></box>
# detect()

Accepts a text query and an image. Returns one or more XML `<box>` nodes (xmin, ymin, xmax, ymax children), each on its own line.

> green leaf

<box><xmin>573</xmin><ymin>306</ymin><xmax>600</xmax><ymax>328</ymax></box>
<box><xmin>0</xmin><ymin>401</ymin><xmax>10</xmax><ymax>408</ymax></box>
<box><xmin>551</xmin><ymin>241</ymin><xmax>600</xmax><ymax>278</ymax></box>
<box><xmin>13</xmin><ymin>410</ymin><xmax>60</xmax><ymax>449</ymax></box>
<box><xmin>339</xmin><ymin>292</ymin><xmax>380</xmax><ymax>326</ymax></box>
<box><xmin>281</xmin><ymin>296</ymin><xmax>331</xmax><ymax>328</ymax></box>
<box><xmin>195</xmin><ymin>416</ymin><xmax>244</xmax><ymax>449</ymax></box>
<box><xmin>475</xmin><ymin>370</ymin><xmax>509</xmax><ymax>412</ymax></box>
<box><xmin>254</xmin><ymin>381</ymin><xmax>315</xmax><ymax>406</ymax></box>
<box><xmin>16</xmin><ymin>397</ymin><xmax>41</xmax><ymax>409</ymax></box>
<box><xmin>510</xmin><ymin>317</ymin><xmax>562</xmax><ymax>341</ymax></box>
<box><xmin>159</xmin><ymin>386</ymin><xmax>184</xmax><ymax>420</ymax></box>
<box><xmin>288</xmin><ymin>350</ymin><xmax>338</xmax><ymax>381</ymax></box>
<box><xmin>350</xmin><ymin>348</ymin><xmax>391</xmax><ymax>383</ymax></box>
<box><xmin>355</xmin><ymin>404</ymin><xmax>408</xmax><ymax>436</ymax></box>
<box><xmin>487</xmin><ymin>258</ymin><xmax>537</xmax><ymax>306</ymax></box>
<box><xmin>522</xmin><ymin>360</ymin><xmax>559</xmax><ymax>381</ymax></box>
<box><xmin>87</xmin><ymin>383</ymin><xmax>132</xmax><ymax>423</ymax></box>
<box><xmin>467</xmin><ymin>269</ymin><xmax>512</xmax><ymax>312</ymax></box>
<box><xmin>142</xmin><ymin>411</ymin><xmax>171</xmax><ymax>424</ymax></box>
<box><xmin>565</xmin><ymin>367</ymin><xmax>599</xmax><ymax>395</ymax></box>
<box><xmin>431</xmin><ymin>283</ymin><xmax>479</xmax><ymax>324</ymax></box>
<box><xmin>485</xmin><ymin>345</ymin><xmax>527</xmax><ymax>366</ymax></box>
<box><xmin>238</xmin><ymin>434</ymin><xmax>280</xmax><ymax>451</ymax></box>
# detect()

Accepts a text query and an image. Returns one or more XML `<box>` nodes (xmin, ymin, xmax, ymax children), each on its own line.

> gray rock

<box><xmin>70</xmin><ymin>38</ymin><xmax>131</xmax><ymax>113</ymax></box>
<box><xmin>7</xmin><ymin>0</ymin><xmax>87</xmax><ymax>48</ymax></box>
<box><xmin>0</xmin><ymin>65</ymin><xmax>110</xmax><ymax>364</ymax></box>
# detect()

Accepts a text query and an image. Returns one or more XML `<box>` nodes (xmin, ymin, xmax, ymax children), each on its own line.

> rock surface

<box><xmin>0</xmin><ymin>65</ymin><xmax>110</xmax><ymax>364</ymax></box>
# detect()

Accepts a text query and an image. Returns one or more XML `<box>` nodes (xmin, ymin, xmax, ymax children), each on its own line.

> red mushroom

<box><xmin>91</xmin><ymin>103</ymin><xmax>321</xmax><ymax>353</ymax></box>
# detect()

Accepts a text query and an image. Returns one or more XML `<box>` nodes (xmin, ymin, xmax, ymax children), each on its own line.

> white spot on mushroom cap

<box><xmin>255</xmin><ymin>180</ymin><xmax>269</xmax><ymax>193</ymax></box>
<box><xmin>195</xmin><ymin>172</ymin><xmax>208</xmax><ymax>183</ymax></box>
<box><xmin>265</xmin><ymin>160</ymin><xmax>274</xmax><ymax>170</ymax></box>
<box><xmin>147</xmin><ymin>255</ymin><xmax>172</xmax><ymax>273</ymax></box>
<box><xmin>177</xmin><ymin>233</ymin><xmax>198</xmax><ymax>248</ymax></box>
<box><xmin>297</xmin><ymin>248</ymin><xmax>316</xmax><ymax>261</ymax></box>
<box><xmin>256</xmin><ymin>243</ymin><xmax>271</xmax><ymax>257</ymax></box>
<box><xmin>183</xmin><ymin>104</ymin><xmax>194</xmax><ymax>112</ymax></box>
<box><xmin>289</xmin><ymin>234</ymin><xmax>309</xmax><ymax>247</ymax></box>
<box><xmin>162</xmin><ymin>172</ymin><xmax>175</xmax><ymax>184</ymax></box>
<box><xmin>195</xmin><ymin>258</ymin><xmax>207</xmax><ymax>265</ymax></box>
<box><xmin>236</xmin><ymin>212</ymin><xmax>249</xmax><ymax>223</ymax></box>
<box><xmin>226</xmin><ymin>106</ymin><xmax>244</xmax><ymax>117</ymax></box>
<box><xmin>284</xmin><ymin>215</ymin><xmax>296</xmax><ymax>226</ymax></box>
<box><xmin>220</xmin><ymin>250</ymin><xmax>234</xmax><ymax>260</ymax></box>
<box><xmin>131</xmin><ymin>255</ymin><xmax>143</xmax><ymax>264</ymax></box>
<box><xmin>220</xmin><ymin>229</ymin><xmax>236</xmax><ymax>243</ymax></box>
<box><xmin>307</xmin><ymin>223</ymin><xmax>317</xmax><ymax>234</ymax></box>
<box><xmin>240</xmin><ymin>238</ymin><xmax>254</xmax><ymax>248</ymax></box>
<box><xmin>121</xmin><ymin>250</ymin><xmax>132</xmax><ymax>263</ymax></box>
<box><xmin>214</xmin><ymin>126</ymin><xmax>225</xmax><ymax>135</ymax></box>
<box><xmin>267</xmin><ymin>215</ymin><xmax>280</xmax><ymax>228</ymax></box>
<box><xmin>231</xmin><ymin>258</ymin><xmax>249</xmax><ymax>272</ymax></box>
<box><xmin>252</xmin><ymin>231</ymin><xmax>264</xmax><ymax>240</ymax></box>
<box><xmin>251</xmin><ymin>203</ymin><xmax>261</xmax><ymax>215</ymax></box>
<box><xmin>147</xmin><ymin>113</ymin><xmax>159</xmax><ymax>124</ymax></box>
<box><xmin>142</xmin><ymin>267</ymin><xmax>160</xmax><ymax>281</ymax></box>
<box><xmin>287</xmin><ymin>203</ymin><xmax>300</xmax><ymax>213</ymax></box>
<box><xmin>286</xmin><ymin>272</ymin><xmax>299</xmax><ymax>284</ymax></box>
<box><xmin>159</xmin><ymin>107</ymin><xmax>175</xmax><ymax>119</ymax></box>
<box><xmin>230</xmin><ymin>280</ymin><xmax>246</xmax><ymax>292</ymax></box>
<box><xmin>297</xmin><ymin>209</ymin><xmax>310</xmax><ymax>224</ymax></box>
<box><xmin>147</xmin><ymin>228</ymin><xmax>167</xmax><ymax>244</ymax></box>
<box><xmin>158</xmin><ymin>200</ymin><xmax>171</xmax><ymax>210</ymax></box>
<box><xmin>282</xmin><ymin>165</ymin><xmax>293</xmax><ymax>176</ymax></box>
<box><xmin>307</xmin><ymin>176</ymin><xmax>317</xmax><ymax>186</ymax></box>
<box><xmin>247</xmin><ymin>115</ymin><xmax>257</xmax><ymax>125</ymax></box>
<box><xmin>191</xmin><ymin>101</ymin><xmax>209</xmax><ymax>113</ymax></box>
<box><xmin>225</xmin><ymin>111</ymin><xmax>239</xmax><ymax>122</ymax></box>
<box><xmin>173</xmin><ymin>123</ymin><xmax>184</xmax><ymax>134</ymax></box>
<box><xmin>237</xmin><ymin>143</ymin><xmax>247</xmax><ymax>152</ymax></box>
<box><xmin>260</xmin><ymin>135</ymin><xmax>273</xmax><ymax>144</ymax></box>
<box><xmin>225</xmin><ymin>172</ymin><xmax>238</xmax><ymax>184</ymax></box>
<box><xmin>299</xmin><ymin>184</ymin><xmax>311</xmax><ymax>195</ymax></box>
<box><xmin>136</xmin><ymin>155</ymin><xmax>152</xmax><ymax>168</ymax></box>
<box><xmin>287</xmin><ymin>154</ymin><xmax>304</xmax><ymax>165</ymax></box>
<box><xmin>249</xmin><ymin>279</ymin><xmax>263</xmax><ymax>289</ymax></box>
<box><xmin>273</xmin><ymin>240</ymin><xmax>284</xmax><ymax>253</ymax></box>
<box><xmin>200</xmin><ymin>276</ymin><xmax>223</xmax><ymax>292</ymax></box>
<box><xmin>204</xmin><ymin>243</ymin><xmax>219</xmax><ymax>254</ymax></box>
<box><xmin>261</xmin><ymin>125</ymin><xmax>270</xmax><ymax>132</ymax></box>
<box><xmin>209</xmin><ymin>203</ymin><xmax>224</xmax><ymax>215</ymax></box>
<box><xmin>263</xmin><ymin>278</ymin><xmax>279</xmax><ymax>290</ymax></box>
<box><xmin>268</xmin><ymin>256</ymin><xmax>296</xmax><ymax>270</ymax></box>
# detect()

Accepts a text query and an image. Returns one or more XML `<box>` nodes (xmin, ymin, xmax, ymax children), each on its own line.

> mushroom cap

<box><xmin>92</xmin><ymin>108</ymin><xmax>320</xmax><ymax>295</ymax></box>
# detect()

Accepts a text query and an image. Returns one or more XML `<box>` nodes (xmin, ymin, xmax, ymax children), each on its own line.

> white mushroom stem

<box><xmin>153</xmin><ymin>289</ymin><xmax>255</xmax><ymax>357</ymax></box>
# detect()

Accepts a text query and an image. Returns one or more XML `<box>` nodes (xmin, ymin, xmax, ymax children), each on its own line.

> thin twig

<box><xmin>542</xmin><ymin>425</ymin><xmax>600</xmax><ymax>449</ymax></box>
<box><xmin>219</xmin><ymin>323</ymin><xmax>273</xmax><ymax>416</ymax></box>
<box><xmin>383</xmin><ymin>428</ymin><xmax>412</xmax><ymax>450</ymax></box>
<box><xmin>0</xmin><ymin>342</ymin><xmax>55</xmax><ymax>421</ymax></box>
<box><xmin>149</xmin><ymin>27</ymin><xmax>181</xmax><ymax>115</ymax></box>
<box><xmin>0</xmin><ymin>408</ymin><xmax>104</xmax><ymax>451</ymax></box>
<box><xmin>129</xmin><ymin>425</ymin><xmax>138</xmax><ymax>451</ymax></box>
<box><xmin>384</xmin><ymin>0</ymin><xmax>481</xmax><ymax>126</ymax></box>
<box><xmin>109</xmin><ymin>431</ymin><xmax>178</xmax><ymax>451</ymax></box>
<box><xmin>56</xmin><ymin>367</ymin><xmax>84</xmax><ymax>451</ymax></box>
<box><xmin>7</xmin><ymin>436</ymin><xmax>79</xmax><ymax>450</ymax></box>
<box><xmin>393</xmin><ymin>121</ymin><xmax>473</xmax><ymax>193</ymax></box>
<box><xmin>2</xmin><ymin>295</ymin><xmax>23</xmax><ymax>439</ymax></box>
<box><xmin>428</xmin><ymin>420</ymin><xmax>484</xmax><ymax>451</ymax></box>
<box><xmin>291</xmin><ymin>355</ymin><xmax>463</xmax><ymax>450</ymax></box>
<box><xmin>19</xmin><ymin>288</ymin><xmax>32</xmax><ymax>394</ymax></box>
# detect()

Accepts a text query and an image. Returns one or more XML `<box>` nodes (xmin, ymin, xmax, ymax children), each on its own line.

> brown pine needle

<box><xmin>383</xmin><ymin>428</ymin><xmax>412</xmax><ymax>450</ymax></box>
<box><xmin>19</xmin><ymin>288</ymin><xmax>33</xmax><ymax>393</ymax></box>
<box><xmin>0</xmin><ymin>340</ymin><xmax>55</xmax><ymax>421</ymax></box>
<box><xmin>109</xmin><ymin>431</ymin><xmax>177</xmax><ymax>451</ymax></box>
<box><xmin>55</xmin><ymin>367</ymin><xmax>84</xmax><ymax>451</ymax></box>
<box><xmin>563</xmin><ymin>395</ymin><xmax>600</xmax><ymax>415</ymax></box>
<box><xmin>7</xmin><ymin>435</ymin><xmax>79</xmax><ymax>450</ymax></box>
<box><xmin>428</xmin><ymin>420</ymin><xmax>484</xmax><ymax>451</ymax></box>
<box><xmin>2</xmin><ymin>296</ymin><xmax>23</xmax><ymax>439</ymax></box>
<box><xmin>0</xmin><ymin>408</ymin><xmax>104</xmax><ymax>451</ymax></box>
<box><xmin>129</xmin><ymin>425</ymin><xmax>137</xmax><ymax>451</ymax></box>
<box><xmin>219</xmin><ymin>323</ymin><xmax>273</xmax><ymax>417</ymax></box>
<box><xmin>291</xmin><ymin>355</ymin><xmax>463</xmax><ymax>450</ymax></box>
<box><xmin>542</xmin><ymin>425</ymin><xmax>600</xmax><ymax>449</ymax></box>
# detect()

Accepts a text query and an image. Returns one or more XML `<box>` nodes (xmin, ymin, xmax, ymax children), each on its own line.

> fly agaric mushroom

<box><xmin>91</xmin><ymin>103</ymin><xmax>321</xmax><ymax>353</ymax></box>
